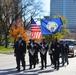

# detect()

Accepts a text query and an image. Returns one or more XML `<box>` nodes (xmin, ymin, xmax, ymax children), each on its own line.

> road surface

<box><xmin>0</xmin><ymin>53</ymin><xmax>76</xmax><ymax>75</ymax></box>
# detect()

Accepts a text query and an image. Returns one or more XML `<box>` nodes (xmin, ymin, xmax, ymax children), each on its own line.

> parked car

<box><xmin>59</xmin><ymin>39</ymin><xmax>76</xmax><ymax>57</ymax></box>
<box><xmin>8</xmin><ymin>43</ymin><xmax>14</xmax><ymax>47</ymax></box>
<box><xmin>4</xmin><ymin>43</ymin><xmax>14</xmax><ymax>47</ymax></box>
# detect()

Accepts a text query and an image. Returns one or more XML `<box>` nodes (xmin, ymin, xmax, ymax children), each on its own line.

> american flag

<box><xmin>30</xmin><ymin>17</ymin><xmax>42</xmax><ymax>39</ymax></box>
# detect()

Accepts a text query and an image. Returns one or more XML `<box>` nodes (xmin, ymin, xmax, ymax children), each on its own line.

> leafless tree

<box><xmin>0</xmin><ymin>0</ymin><xmax>43</xmax><ymax>47</ymax></box>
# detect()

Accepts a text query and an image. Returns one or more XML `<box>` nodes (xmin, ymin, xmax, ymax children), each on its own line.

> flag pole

<box><xmin>30</xmin><ymin>13</ymin><xmax>32</xmax><ymax>40</ymax></box>
<box><xmin>39</xmin><ymin>15</ymin><xmax>43</xmax><ymax>39</ymax></box>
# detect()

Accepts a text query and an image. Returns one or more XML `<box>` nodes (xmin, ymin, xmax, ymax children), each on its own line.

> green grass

<box><xmin>0</xmin><ymin>46</ymin><xmax>14</xmax><ymax>54</ymax></box>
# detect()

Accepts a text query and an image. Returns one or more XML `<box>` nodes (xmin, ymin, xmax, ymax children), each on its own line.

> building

<box><xmin>50</xmin><ymin>0</ymin><xmax>76</xmax><ymax>32</ymax></box>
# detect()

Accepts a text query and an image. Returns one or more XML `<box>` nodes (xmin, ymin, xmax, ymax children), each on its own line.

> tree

<box><xmin>44</xmin><ymin>33</ymin><xmax>63</xmax><ymax>44</ymax></box>
<box><xmin>0</xmin><ymin>0</ymin><xmax>43</xmax><ymax>47</ymax></box>
<box><xmin>10</xmin><ymin>19</ymin><xmax>28</xmax><ymax>43</ymax></box>
<box><xmin>54</xmin><ymin>15</ymin><xmax>70</xmax><ymax>37</ymax></box>
<box><xmin>61</xmin><ymin>25</ymin><xmax>70</xmax><ymax>36</ymax></box>
<box><xmin>54</xmin><ymin>15</ymin><xmax>67</xmax><ymax>25</ymax></box>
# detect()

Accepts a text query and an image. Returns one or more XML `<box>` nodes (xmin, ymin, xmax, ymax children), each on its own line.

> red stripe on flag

<box><xmin>30</xmin><ymin>18</ymin><xmax>42</xmax><ymax>39</ymax></box>
<box><xmin>31</xmin><ymin>32</ymin><xmax>42</xmax><ymax>39</ymax></box>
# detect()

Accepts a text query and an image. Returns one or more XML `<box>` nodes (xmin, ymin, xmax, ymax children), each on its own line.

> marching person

<box><xmin>39</xmin><ymin>37</ymin><xmax>48</xmax><ymax>70</ymax></box>
<box><xmin>53</xmin><ymin>38</ymin><xmax>61</xmax><ymax>70</ymax></box>
<box><xmin>61</xmin><ymin>40</ymin><xmax>69</xmax><ymax>66</ymax></box>
<box><xmin>14</xmin><ymin>34</ymin><xmax>26</xmax><ymax>71</ymax></box>
<box><xmin>33</xmin><ymin>40</ymin><xmax>39</xmax><ymax>64</ymax></box>
<box><xmin>27</xmin><ymin>39</ymin><xmax>37</xmax><ymax>69</ymax></box>
<box><xmin>31</xmin><ymin>39</ymin><xmax>39</xmax><ymax>64</ymax></box>
<box><xmin>49</xmin><ymin>40</ymin><xmax>55</xmax><ymax>65</ymax></box>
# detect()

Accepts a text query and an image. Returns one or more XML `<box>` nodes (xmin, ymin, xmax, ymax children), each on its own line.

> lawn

<box><xmin>0</xmin><ymin>46</ymin><xmax>14</xmax><ymax>54</ymax></box>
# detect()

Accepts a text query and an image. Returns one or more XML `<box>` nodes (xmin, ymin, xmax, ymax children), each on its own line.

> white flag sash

<box><xmin>29</xmin><ymin>49</ymin><xmax>35</xmax><ymax>55</ymax></box>
<box><xmin>40</xmin><ymin>49</ymin><xmax>46</xmax><ymax>55</ymax></box>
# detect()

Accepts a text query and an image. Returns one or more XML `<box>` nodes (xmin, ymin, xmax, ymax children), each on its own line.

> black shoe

<box><xmin>51</xmin><ymin>63</ymin><xmax>53</xmax><ymax>65</ymax></box>
<box><xmin>34</xmin><ymin>65</ymin><xmax>35</xmax><ymax>68</ymax></box>
<box><xmin>40</xmin><ymin>68</ymin><xmax>43</xmax><ymax>70</ymax></box>
<box><xmin>36</xmin><ymin>61</ymin><xmax>39</xmax><ymax>64</ymax></box>
<box><xmin>57</xmin><ymin>66</ymin><xmax>59</xmax><ymax>70</ymax></box>
<box><xmin>54</xmin><ymin>67</ymin><xmax>56</xmax><ymax>69</ymax></box>
<box><xmin>37</xmin><ymin>62</ymin><xmax>39</xmax><ymax>64</ymax></box>
<box><xmin>45</xmin><ymin>66</ymin><xmax>46</xmax><ymax>68</ymax></box>
<box><xmin>23</xmin><ymin>67</ymin><xmax>25</xmax><ymax>70</ymax></box>
<box><xmin>57</xmin><ymin>68</ymin><xmax>59</xmax><ymax>70</ymax></box>
<box><xmin>29</xmin><ymin>67</ymin><xmax>32</xmax><ymax>69</ymax></box>
<box><xmin>17</xmin><ymin>69</ymin><xmax>20</xmax><ymax>71</ymax></box>
<box><xmin>67</xmin><ymin>62</ymin><xmax>69</xmax><ymax>65</ymax></box>
<box><xmin>16</xmin><ymin>66</ymin><xmax>18</xmax><ymax>69</ymax></box>
<box><xmin>62</xmin><ymin>64</ymin><xmax>64</xmax><ymax>66</ymax></box>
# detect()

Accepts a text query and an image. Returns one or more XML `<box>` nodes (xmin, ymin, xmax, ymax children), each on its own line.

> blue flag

<box><xmin>41</xmin><ymin>18</ymin><xmax>63</xmax><ymax>35</ymax></box>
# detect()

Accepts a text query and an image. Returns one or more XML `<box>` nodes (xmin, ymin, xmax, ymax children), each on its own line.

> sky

<box><xmin>22</xmin><ymin>0</ymin><xmax>50</xmax><ymax>24</ymax></box>
<box><xmin>41</xmin><ymin>0</ymin><xmax>50</xmax><ymax>16</ymax></box>
<box><xmin>36</xmin><ymin>0</ymin><xmax>50</xmax><ymax>25</ymax></box>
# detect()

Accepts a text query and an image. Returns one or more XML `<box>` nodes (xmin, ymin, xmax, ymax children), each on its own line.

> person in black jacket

<box><xmin>39</xmin><ymin>37</ymin><xmax>48</xmax><ymax>70</ymax></box>
<box><xmin>49</xmin><ymin>40</ymin><xmax>55</xmax><ymax>65</ymax></box>
<box><xmin>52</xmin><ymin>39</ymin><xmax>61</xmax><ymax>70</ymax></box>
<box><xmin>14</xmin><ymin>34</ymin><xmax>26</xmax><ymax>71</ymax></box>
<box><xmin>27</xmin><ymin>39</ymin><xmax>37</xmax><ymax>69</ymax></box>
<box><xmin>34</xmin><ymin>40</ymin><xmax>39</xmax><ymax>64</ymax></box>
<box><xmin>61</xmin><ymin>41</ymin><xmax>69</xmax><ymax>66</ymax></box>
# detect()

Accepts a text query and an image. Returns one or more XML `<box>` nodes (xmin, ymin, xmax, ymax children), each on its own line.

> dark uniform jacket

<box><xmin>14</xmin><ymin>40</ymin><xmax>26</xmax><ymax>57</ymax></box>
<box><xmin>27</xmin><ymin>42</ymin><xmax>38</xmax><ymax>65</ymax></box>
<box><xmin>52</xmin><ymin>42</ymin><xmax>61</xmax><ymax>60</ymax></box>
<box><xmin>51</xmin><ymin>42</ymin><xmax>55</xmax><ymax>53</ymax></box>
<box><xmin>27</xmin><ymin>42</ymin><xmax>37</xmax><ymax>56</ymax></box>
<box><xmin>39</xmin><ymin>42</ymin><xmax>48</xmax><ymax>56</ymax></box>
<box><xmin>61</xmin><ymin>43</ymin><xmax>69</xmax><ymax>54</ymax></box>
<box><xmin>55</xmin><ymin>42</ymin><xmax>61</xmax><ymax>55</ymax></box>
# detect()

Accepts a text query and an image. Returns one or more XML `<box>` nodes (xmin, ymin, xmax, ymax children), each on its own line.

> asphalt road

<box><xmin>0</xmin><ymin>53</ymin><xmax>76</xmax><ymax>75</ymax></box>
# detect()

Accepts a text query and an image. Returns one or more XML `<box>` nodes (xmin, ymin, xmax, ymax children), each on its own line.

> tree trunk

<box><xmin>5</xmin><ymin>33</ymin><xmax>8</xmax><ymax>48</ymax></box>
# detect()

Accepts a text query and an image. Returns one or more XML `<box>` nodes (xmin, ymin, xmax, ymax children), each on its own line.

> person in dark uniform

<box><xmin>39</xmin><ymin>37</ymin><xmax>48</xmax><ymax>70</ymax></box>
<box><xmin>61</xmin><ymin>40</ymin><xmax>69</xmax><ymax>66</ymax></box>
<box><xmin>27</xmin><ymin>39</ymin><xmax>37</xmax><ymax>69</ymax></box>
<box><xmin>14</xmin><ymin>34</ymin><xmax>26</xmax><ymax>71</ymax></box>
<box><xmin>52</xmin><ymin>39</ymin><xmax>61</xmax><ymax>70</ymax></box>
<box><xmin>33</xmin><ymin>40</ymin><xmax>39</xmax><ymax>64</ymax></box>
<box><xmin>35</xmin><ymin>44</ymin><xmax>39</xmax><ymax>64</ymax></box>
<box><xmin>49</xmin><ymin>40</ymin><xmax>55</xmax><ymax>65</ymax></box>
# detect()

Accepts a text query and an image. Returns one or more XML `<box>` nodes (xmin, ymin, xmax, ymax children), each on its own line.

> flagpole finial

<box><xmin>39</xmin><ymin>15</ymin><xmax>41</xmax><ymax>19</ymax></box>
<box><xmin>30</xmin><ymin>13</ymin><xmax>32</xmax><ymax>17</ymax></box>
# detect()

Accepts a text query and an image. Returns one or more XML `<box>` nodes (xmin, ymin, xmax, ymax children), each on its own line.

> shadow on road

<box><xmin>0</xmin><ymin>67</ymin><xmax>54</xmax><ymax>75</ymax></box>
<box><xmin>38</xmin><ymin>69</ymin><xmax>54</xmax><ymax>74</ymax></box>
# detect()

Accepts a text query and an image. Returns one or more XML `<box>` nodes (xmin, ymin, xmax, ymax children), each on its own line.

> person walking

<box><xmin>39</xmin><ymin>37</ymin><xmax>48</xmax><ymax>70</ymax></box>
<box><xmin>27</xmin><ymin>39</ymin><xmax>37</xmax><ymax>69</ymax></box>
<box><xmin>61</xmin><ymin>40</ymin><xmax>69</xmax><ymax>66</ymax></box>
<box><xmin>49</xmin><ymin>40</ymin><xmax>55</xmax><ymax>65</ymax></box>
<box><xmin>14</xmin><ymin>34</ymin><xmax>26</xmax><ymax>71</ymax></box>
<box><xmin>34</xmin><ymin>40</ymin><xmax>39</xmax><ymax>64</ymax></box>
<box><xmin>52</xmin><ymin>39</ymin><xmax>61</xmax><ymax>70</ymax></box>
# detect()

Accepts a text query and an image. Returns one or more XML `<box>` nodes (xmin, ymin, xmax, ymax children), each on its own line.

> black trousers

<box><xmin>16</xmin><ymin>56</ymin><xmax>25</xmax><ymax>70</ymax></box>
<box><xmin>53</xmin><ymin>55</ymin><xmax>59</xmax><ymax>69</ymax></box>
<box><xmin>40</xmin><ymin>54</ymin><xmax>47</xmax><ymax>68</ymax></box>
<box><xmin>29</xmin><ymin>54</ymin><xmax>36</xmax><ymax>68</ymax></box>
<box><xmin>36</xmin><ymin>52</ymin><xmax>39</xmax><ymax>64</ymax></box>
<box><xmin>49</xmin><ymin>54</ymin><xmax>54</xmax><ymax>65</ymax></box>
